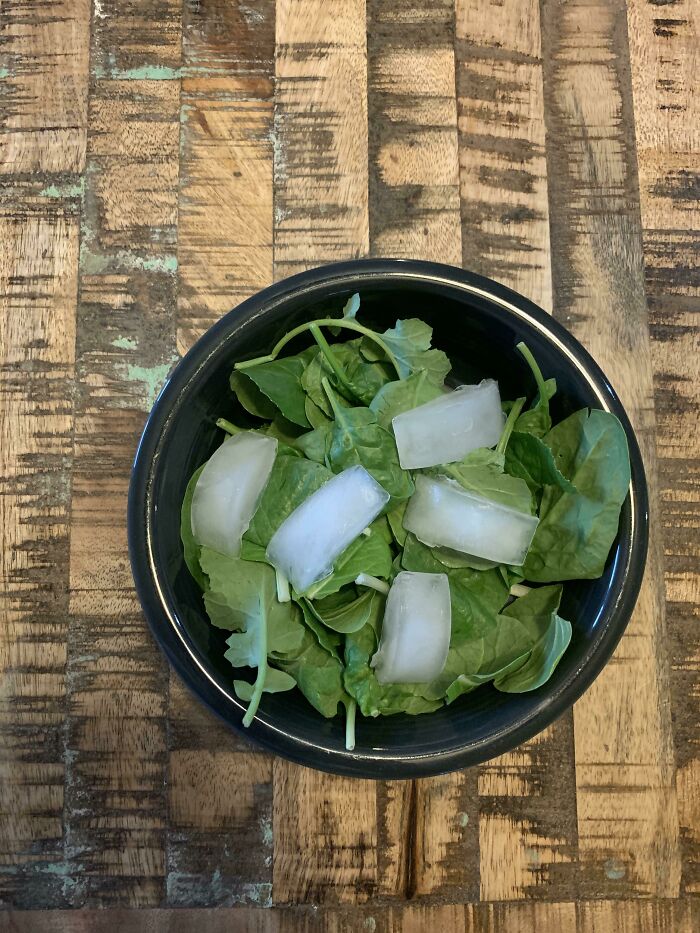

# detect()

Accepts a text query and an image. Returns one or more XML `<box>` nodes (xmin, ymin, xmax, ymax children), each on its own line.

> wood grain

<box><xmin>62</xmin><ymin>0</ymin><xmax>183</xmax><ymax>906</ymax></box>
<box><xmin>626</xmin><ymin>0</ymin><xmax>700</xmax><ymax>898</ymax></box>
<box><xmin>0</xmin><ymin>0</ymin><xmax>697</xmax><ymax>922</ymax></box>
<box><xmin>0</xmin><ymin>0</ymin><xmax>89</xmax><ymax>910</ymax></box>
<box><xmin>367</xmin><ymin>0</ymin><xmax>476</xmax><ymax>903</ymax></box>
<box><xmin>166</xmin><ymin>0</ymin><xmax>277</xmax><ymax>907</ymax></box>
<box><xmin>271</xmin><ymin>0</ymin><xmax>376</xmax><ymax>907</ymax></box>
<box><xmin>455</xmin><ymin>0</ymin><xmax>551</xmax><ymax>310</ymax></box>
<box><xmin>272</xmin><ymin>0</ymin><xmax>369</xmax><ymax>278</ymax></box>
<box><xmin>455</xmin><ymin>0</ymin><xmax>578</xmax><ymax>902</ymax></box>
<box><xmin>540</xmin><ymin>0</ymin><xmax>681</xmax><ymax>898</ymax></box>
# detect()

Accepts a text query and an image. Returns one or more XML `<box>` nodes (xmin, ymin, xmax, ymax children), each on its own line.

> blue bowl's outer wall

<box><xmin>128</xmin><ymin>259</ymin><xmax>648</xmax><ymax>779</ymax></box>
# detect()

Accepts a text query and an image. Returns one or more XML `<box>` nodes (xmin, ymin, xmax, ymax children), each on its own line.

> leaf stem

<box><xmin>509</xmin><ymin>583</ymin><xmax>531</xmax><ymax>598</ymax></box>
<box><xmin>516</xmin><ymin>342</ymin><xmax>547</xmax><ymax>407</ymax></box>
<box><xmin>310</xmin><ymin>324</ymin><xmax>357</xmax><ymax>398</ymax></box>
<box><xmin>497</xmin><ymin>396</ymin><xmax>525</xmax><ymax>456</ymax></box>
<box><xmin>321</xmin><ymin>376</ymin><xmax>343</xmax><ymax>421</ymax></box>
<box><xmin>275</xmin><ymin>569</ymin><xmax>291</xmax><ymax>604</ymax></box>
<box><xmin>345</xmin><ymin>698</ymin><xmax>357</xmax><ymax>751</ymax></box>
<box><xmin>355</xmin><ymin>573</ymin><xmax>390</xmax><ymax>595</ymax></box>
<box><xmin>234</xmin><ymin>318</ymin><xmax>404</xmax><ymax>379</ymax></box>
<box><xmin>216</xmin><ymin>418</ymin><xmax>242</xmax><ymax>436</ymax></box>
<box><xmin>242</xmin><ymin>602</ymin><xmax>268</xmax><ymax>728</ymax></box>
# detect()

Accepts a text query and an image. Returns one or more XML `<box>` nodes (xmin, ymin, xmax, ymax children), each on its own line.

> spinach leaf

<box><xmin>239</xmin><ymin>353</ymin><xmax>313</xmax><ymax>427</ymax></box>
<box><xmin>298</xmin><ymin>600</ymin><xmax>343</xmax><ymax>659</ymax></box>
<box><xmin>342</xmin><ymin>292</ymin><xmax>360</xmax><ymax>320</ymax></box>
<box><xmin>514</xmin><ymin>342</ymin><xmax>556</xmax><ymax>438</ymax></box>
<box><xmin>239</xmin><ymin>540</ymin><xmax>269</xmax><ymax>563</ymax></box>
<box><xmin>362</xmin><ymin>318</ymin><xmax>451</xmax><ymax>384</ymax></box>
<box><xmin>230</xmin><ymin>370</ymin><xmax>277</xmax><ymax>420</ymax></box>
<box><xmin>276</xmin><ymin>624</ymin><xmax>349</xmax><ymax>718</ymax></box>
<box><xmin>504</xmin><ymin>431</ymin><xmax>577</xmax><ymax>495</ymax></box>
<box><xmin>306</xmin><ymin>527</ymin><xmax>393</xmax><ymax>599</ymax></box>
<box><xmin>386</xmin><ymin>501</ymin><xmax>407</xmax><ymax>546</ymax></box>
<box><xmin>180</xmin><ymin>465</ymin><xmax>207</xmax><ymax>590</ymax></box>
<box><xmin>305</xmin><ymin>394</ymin><xmax>332</xmax><ymax>428</ymax></box>
<box><xmin>324</xmin><ymin>384</ymin><xmax>414</xmax><ymax>501</ymax></box>
<box><xmin>234</xmin><ymin>668</ymin><xmax>296</xmax><ymax>701</ymax></box>
<box><xmin>245</xmin><ymin>454</ymin><xmax>332</xmax><ymax>547</ymax></box>
<box><xmin>305</xmin><ymin>587</ymin><xmax>382</xmax><ymax>634</ymax></box>
<box><xmin>295</xmin><ymin>423</ymin><xmax>331</xmax><ymax>465</ymax></box>
<box><xmin>369</xmin><ymin>369</ymin><xmax>443</xmax><ymax>429</ymax></box>
<box><xmin>439</xmin><ymin>447</ymin><xmax>534</xmax><ymax>514</ymax></box>
<box><xmin>493</xmin><ymin>584</ymin><xmax>571</xmax><ymax>692</ymax></box>
<box><xmin>262</xmin><ymin>414</ymin><xmax>306</xmax><ymax>450</ymax></box>
<box><xmin>343</xmin><ymin>614</ymin><xmax>443</xmax><ymax>717</ymax></box>
<box><xmin>201</xmin><ymin>548</ymin><xmax>305</xmax><ymax>655</ymax></box>
<box><xmin>523</xmin><ymin>409</ymin><xmax>631</xmax><ymax>581</ymax></box>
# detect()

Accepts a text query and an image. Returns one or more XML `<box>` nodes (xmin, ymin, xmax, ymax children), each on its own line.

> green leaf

<box><xmin>305</xmin><ymin>394</ymin><xmax>332</xmax><ymax>428</ymax></box>
<box><xmin>307</xmin><ymin>528</ymin><xmax>393</xmax><ymax>599</ymax></box>
<box><xmin>369</xmin><ymin>369</ymin><xmax>443</xmax><ymax>429</ymax></box>
<box><xmin>514</xmin><ymin>342</ymin><xmax>556</xmax><ymax>438</ymax></box>
<box><xmin>504</xmin><ymin>431</ymin><xmax>577</xmax><ymax>495</ymax></box>
<box><xmin>324</xmin><ymin>387</ymin><xmax>414</xmax><ymax>502</ymax></box>
<box><xmin>439</xmin><ymin>447</ymin><xmax>534</xmax><ymax>514</ymax></box>
<box><xmin>495</xmin><ymin>615</ymin><xmax>571</xmax><ymax>693</ymax></box>
<box><xmin>386</xmin><ymin>501</ymin><xmax>407</xmax><ymax>547</ymax></box>
<box><xmin>234</xmin><ymin>668</ymin><xmax>296</xmax><ymax>700</ymax></box>
<box><xmin>230</xmin><ymin>370</ymin><xmax>277</xmax><ymax>420</ymax></box>
<box><xmin>201</xmin><ymin>548</ymin><xmax>305</xmax><ymax>656</ymax></box>
<box><xmin>262</xmin><ymin>414</ymin><xmax>306</xmax><ymax>449</ymax></box>
<box><xmin>239</xmin><ymin>540</ymin><xmax>269</xmax><ymax>563</ymax></box>
<box><xmin>241</xmin><ymin>353</ymin><xmax>313</xmax><ymax>427</ymax></box>
<box><xmin>492</xmin><ymin>584</ymin><xmax>572</xmax><ymax>693</ymax></box>
<box><xmin>523</xmin><ymin>409</ymin><xmax>631</xmax><ymax>581</ymax></box>
<box><xmin>275</xmin><ymin>624</ymin><xmax>349</xmax><ymax>718</ymax></box>
<box><xmin>245</xmin><ymin>454</ymin><xmax>332</xmax><ymax>547</ymax></box>
<box><xmin>180</xmin><ymin>465</ymin><xmax>207</xmax><ymax>590</ymax></box>
<box><xmin>298</xmin><ymin>600</ymin><xmax>343</xmax><ymax>659</ymax></box>
<box><xmin>295</xmin><ymin>423</ymin><xmax>331</xmax><ymax>465</ymax></box>
<box><xmin>343</xmin><ymin>293</ymin><xmax>360</xmax><ymax>320</ymax></box>
<box><xmin>306</xmin><ymin>587</ymin><xmax>382</xmax><ymax>634</ymax></box>
<box><xmin>304</xmin><ymin>341</ymin><xmax>392</xmax><ymax>410</ymax></box>
<box><xmin>362</xmin><ymin>319</ymin><xmax>451</xmax><ymax>384</ymax></box>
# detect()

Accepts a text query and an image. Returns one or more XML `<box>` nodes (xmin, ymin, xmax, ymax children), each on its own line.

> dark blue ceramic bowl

<box><xmin>128</xmin><ymin>260</ymin><xmax>648</xmax><ymax>779</ymax></box>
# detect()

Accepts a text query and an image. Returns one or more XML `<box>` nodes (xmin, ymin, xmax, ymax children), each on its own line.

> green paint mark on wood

<box><xmin>125</xmin><ymin>361</ymin><xmax>176</xmax><ymax>408</ymax></box>
<box><xmin>111</xmin><ymin>336</ymin><xmax>137</xmax><ymax>350</ymax></box>
<box><xmin>40</xmin><ymin>181</ymin><xmax>84</xmax><ymax>199</ymax></box>
<box><xmin>0</xmin><ymin>67</ymin><xmax>10</xmax><ymax>79</ymax></box>
<box><xmin>80</xmin><ymin>242</ymin><xmax>177</xmax><ymax>275</ymax></box>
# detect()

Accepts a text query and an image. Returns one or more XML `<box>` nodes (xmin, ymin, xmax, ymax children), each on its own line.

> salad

<box><xmin>181</xmin><ymin>296</ymin><xmax>631</xmax><ymax>750</ymax></box>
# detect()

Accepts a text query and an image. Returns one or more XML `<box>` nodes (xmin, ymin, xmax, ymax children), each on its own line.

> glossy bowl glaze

<box><xmin>128</xmin><ymin>260</ymin><xmax>648</xmax><ymax>779</ymax></box>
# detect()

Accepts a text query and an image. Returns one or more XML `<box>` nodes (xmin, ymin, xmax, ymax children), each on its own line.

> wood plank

<box><xmin>0</xmin><ymin>0</ymin><xmax>90</xmax><ymax>177</ymax></box>
<box><xmin>366</xmin><ymin>0</ymin><xmax>476</xmax><ymax>902</ymax></box>
<box><xmin>0</xmin><ymin>0</ymin><xmax>89</xmax><ymax>910</ymax></box>
<box><xmin>455</xmin><ymin>0</ymin><xmax>578</xmax><ymax>902</ymax></box>
<box><xmin>455</xmin><ymin>0</ymin><xmax>552</xmax><ymax>310</ymax></box>
<box><xmin>367</xmin><ymin>0</ymin><xmax>461</xmax><ymax>264</ymax></box>
<box><xmin>176</xmin><ymin>0</ymin><xmax>275</xmax><ymax>354</ymax></box>
<box><xmin>625</xmin><ymin>0</ymin><xmax>700</xmax><ymax>897</ymax></box>
<box><xmin>0</xmin><ymin>209</ymin><xmax>79</xmax><ymax>908</ymax></box>
<box><xmin>271</xmin><ymin>0</ymin><xmax>375</xmax><ymax>906</ymax></box>
<box><xmin>166</xmin><ymin>0</ymin><xmax>276</xmax><ymax>907</ymax></box>
<box><xmin>64</xmin><ymin>0</ymin><xmax>182</xmax><ymax>904</ymax></box>
<box><xmin>577</xmin><ymin>899</ymin><xmax>695</xmax><ymax>933</ymax></box>
<box><xmin>540</xmin><ymin>0</ymin><xmax>681</xmax><ymax>898</ymax></box>
<box><xmin>467</xmin><ymin>901</ymin><xmax>577</xmax><ymax>932</ymax></box>
<box><xmin>272</xmin><ymin>0</ymin><xmax>369</xmax><ymax>278</ymax></box>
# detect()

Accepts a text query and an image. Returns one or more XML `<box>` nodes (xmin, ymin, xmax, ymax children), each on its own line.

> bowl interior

<box><xmin>144</xmin><ymin>271</ymin><xmax>639</xmax><ymax>774</ymax></box>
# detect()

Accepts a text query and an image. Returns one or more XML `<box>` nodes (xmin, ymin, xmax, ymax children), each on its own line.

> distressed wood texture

<box><xmin>626</xmin><ymin>0</ymin><xmax>700</xmax><ymax>898</ymax></box>
<box><xmin>1</xmin><ymin>0</ymin><xmax>698</xmax><ymax>925</ymax></box>
<box><xmin>540</xmin><ymin>0</ymin><xmax>682</xmax><ymax>898</ymax></box>
<box><xmin>456</xmin><ymin>0</ymin><xmax>578</xmax><ymax>903</ymax></box>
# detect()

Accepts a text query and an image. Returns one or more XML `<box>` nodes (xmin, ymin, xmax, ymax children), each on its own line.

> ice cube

<box><xmin>266</xmin><ymin>465</ymin><xmax>390</xmax><ymax>593</ymax></box>
<box><xmin>392</xmin><ymin>379</ymin><xmax>504</xmax><ymax>469</ymax></box>
<box><xmin>191</xmin><ymin>432</ymin><xmax>277</xmax><ymax>557</ymax></box>
<box><xmin>403</xmin><ymin>474</ymin><xmax>539</xmax><ymax>565</ymax></box>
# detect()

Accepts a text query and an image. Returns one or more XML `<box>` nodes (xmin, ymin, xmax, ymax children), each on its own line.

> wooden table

<box><xmin>1</xmin><ymin>0</ymin><xmax>697</xmax><ymax>929</ymax></box>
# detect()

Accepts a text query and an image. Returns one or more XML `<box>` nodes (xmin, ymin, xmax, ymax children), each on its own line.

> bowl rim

<box><xmin>128</xmin><ymin>258</ymin><xmax>649</xmax><ymax>779</ymax></box>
